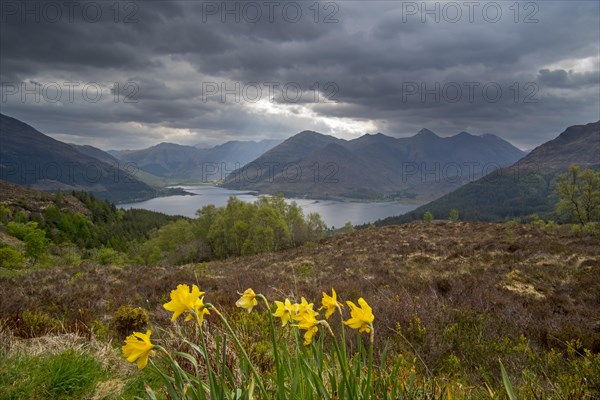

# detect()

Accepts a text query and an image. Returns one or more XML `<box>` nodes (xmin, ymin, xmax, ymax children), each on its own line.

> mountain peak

<box><xmin>415</xmin><ymin>128</ymin><xmax>440</xmax><ymax>139</ymax></box>
<box><xmin>455</xmin><ymin>131</ymin><xmax>474</xmax><ymax>138</ymax></box>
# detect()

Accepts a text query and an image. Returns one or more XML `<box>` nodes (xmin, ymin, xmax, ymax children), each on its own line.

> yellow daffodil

<box><xmin>302</xmin><ymin>325</ymin><xmax>319</xmax><ymax>346</ymax></box>
<box><xmin>273</xmin><ymin>298</ymin><xmax>294</xmax><ymax>326</ymax></box>
<box><xmin>293</xmin><ymin>297</ymin><xmax>318</xmax><ymax>320</ymax></box>
<box><xmin>319</xmin><ymin>288</ymin><xmax>343</xmax><ymax>319</ymax></box>
<box><xmin>236</xmin><ymin>288</ymin><xmax>258</xmax><ymax>313</ymax></box>
<box><xmin>344</xmin><ymin>298</ymin><xmax>375</xmax><ymax>333</ymax></box>
<box><xmin>294</xmin><ymin>311</ymin><xmax>320</xmax><ymax>345</ymax></box>
<box><xmin>122</xmin><ymin>330</ymin><xmax>154</xmax><ymax>369</ymax></box>
<box><xmin>163</xmin><ymin>284</ymin><xmax>209</xmax><ymax>322</ymax></box>
<box><xmin>195</xmin><ymin>296</ymin><xmax>210</xmax><ymax>325</ymax></box>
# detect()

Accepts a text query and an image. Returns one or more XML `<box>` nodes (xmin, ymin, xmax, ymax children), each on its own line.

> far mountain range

<box><xmin>3</xmin><ymin>113</ymin><xmax>597</xmax><ymax>218</ymax></box>
<box><xmin>222</xmin><ymin>129</ymin><xmax>526</xmax><ymax>201</ymax></box>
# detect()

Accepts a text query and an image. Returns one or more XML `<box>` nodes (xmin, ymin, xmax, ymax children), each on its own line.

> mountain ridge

<box><xmin>372</xmin><ymin>120</ymin><xmax>600</xmax><ymax>224</ymax></box>
<box><xmin>223</xmin><ymin>128</ymin><xmax>527</xmax><ymax>201</ymax></box>
<box><xmin>0</xmin><ymin>114</ymin><xmax>158</xmax><ymax>202</ymax></box>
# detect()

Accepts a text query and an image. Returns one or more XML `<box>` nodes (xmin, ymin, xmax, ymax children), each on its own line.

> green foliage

<box><xmin>342</xmin><ymin>221</ymin><xmax>355</xmax><ymax>233</ymax></box>
<box><xmin>7</xmin><ymin>221</ymin><xmax>49</xmax><ymax>262</ymax></box>
<box><xmin>448</xmin><ymin>208</ymin><xmax>459</xmax><ymax>221</ymax></box>
<box><xmin>139</xmin><ymin>195</ymin><xmax>326</xmax><ymax>264</ymax></box>
<box><xmin>20</xmin><ymin>310</ymin><xmax>60</xmax><ymax>337</ymax></box>
<box><xmin>0</xmin><ymin>202</ymin><xmax>10</xmax><ymax>223</ymax></box>
<box><xmin>0</xmin><ymin>350</ymin><xmax>105</xmax><ymax>399</ymax></box>
<box><xmin>6</xmin><ymin>221</ymin><xmax>38</xmax><ymax>240</ymax></box>
<box><xmin>555</xmin><ymin>165</ymin><xmax>600</xmax><ymax>225</ymax></box>
<box><xmin>423</xmin><ymin>211</ymin><xmax>433</xmax><ymax>223</ymax></box>
<box><xmin>95</xmin><ymin>246</ymin><xmax>128</xmax><ymax>266</ymax></box>
<box><xmin>24</xmin><ymin>227</ymin><xmax>49</xmax><ymax>262</ymax></box>
<box><xmin>113</xmin><ymin>306</ymin><xmax>149</xmax><ymax>338</ymax></box>
<box><xmin>0</xmin><ymin>245</ymin><xmax>25</xmax><ymax>269</ymax></box>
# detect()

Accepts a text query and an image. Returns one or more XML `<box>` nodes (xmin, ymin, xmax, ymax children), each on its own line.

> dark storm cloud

<box><xmin>0</xmin><ymin>0</ymin><xmax>598</xmax><ymax>149</ymax></box>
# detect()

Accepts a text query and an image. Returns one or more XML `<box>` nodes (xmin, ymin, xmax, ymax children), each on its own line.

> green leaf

<box><xmin>499</xmin><ymin>359</ymin><xmax>517</xmax><ymax>400</ymax></box>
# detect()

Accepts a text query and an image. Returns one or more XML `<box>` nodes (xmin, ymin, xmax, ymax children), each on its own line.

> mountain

<box><xmin>222</xmin><ymin>129</ymin><xmax>527</xmax><ymax>201</ymax></box>
<box><xmin>70</xmin><ymin>144</ymin><xmax>120</xmax><ymax>165</ymax></box>
<box><xmin>373</xmin><ymin>121</ymin><xmax>600</xmax><ymax>224</ymax></box>
<box><xmin>111</xmin><ymin>139</ymin><xmax>281</xmax><ymax>182</ymax></box>
<box><xmin>70</xmin><ymin>143</ymin><xmax>174</xmax><ymax>188</ymax></box>
<box><xmin>110</xmin><ymin>142</ymin><xmax>206</xmax><ymax>178</ymax></box>
<box><xmin>0</xmin><ymin>114</ymin><xmax>157</xmax><ymax>202</ymax></box>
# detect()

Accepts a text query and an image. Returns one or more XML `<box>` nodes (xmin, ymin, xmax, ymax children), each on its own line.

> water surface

<box><xmin>120</xmin><ymin>186</ymin><xmax>418</xmax><ymax>228</ymax></box>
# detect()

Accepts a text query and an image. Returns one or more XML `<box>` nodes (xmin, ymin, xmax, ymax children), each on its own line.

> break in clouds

<box><xmin>0</xmin><ymin>0</ymin><xmax>598</xmax><ymax>150</ymax></box>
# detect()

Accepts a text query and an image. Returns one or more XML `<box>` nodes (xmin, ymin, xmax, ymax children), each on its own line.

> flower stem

<box><xmin>366</xmin><ymin>326</ymin><xmax>375</xmax><ymax>399</ymax></box>
<box><xmin>207</xmin><ymin>304</ymin><xmax>269</xmax><ymax>399</ymax></box>
<box><xmin>259</xmin><ymin>294</ymin><xmax>285</xmax><ymax>399</ymax></box>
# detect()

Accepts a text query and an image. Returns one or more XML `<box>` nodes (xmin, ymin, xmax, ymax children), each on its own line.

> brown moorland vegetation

<box><xmin>2</xmin><ymin>221</ymin><xmax>599</xmax><ymax>397</ymax></box>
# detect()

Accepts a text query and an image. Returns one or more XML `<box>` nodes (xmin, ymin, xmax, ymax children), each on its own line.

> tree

<box><xmin>555</xmin><ymin>165</ymin><xmax>600</xmax><ymax>225</ymax></box>
<box><xmin>423</xmin><ymin>211</ymin><xmax>433</xmax><ymax>223</ymax></box>
<box><xmin>449</xmin><ymin>209</ymin><xmax>460</xmax><ymax>221</ymax></box>
<box><xmin>24</xmin><ymin>228</ymin><xmax>48</xmax><ymax>262</ymax></box>
<box><xmin>342</xmin><ymin>221</ymin><xmax>354</xmax><ymax>233</ymax></box>
<box><xmin>306</xmin><ymin>212</ymin><xmax>327</xmax><ymax>240</ymax></box>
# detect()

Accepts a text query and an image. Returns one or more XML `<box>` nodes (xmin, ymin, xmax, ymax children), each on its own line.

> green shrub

<box><xmin>449</xmin><ymin>209</ymin><xmax>460</xmax><ymax>221</ymax></box>
<box><xmin>20</xmin><ymin>310</ymin><xmax>60</xmax><ymax>338</ymax></box>
<box><xmin>423</xmin><ymin>211</ymin><xmax>433</xmax><ymax>223</ymax></box>
<box><xmin>113</xmin><ymin>306</ymin><xmax>149</xmax><ymax>338</ymax></box>
<box><xmin>95</xmin><ymin>247</ymin><xmax>128</xmax><ymax>266</ymax></box>
<box><xmin>0</xmin><ymin>246</ymin><xmax>25</xmax><ymax>269</ymax></box>
<box><xmin>582</xmin><ymin>222</ymin><xmax>599</xmax><ymax>236</ymax></box>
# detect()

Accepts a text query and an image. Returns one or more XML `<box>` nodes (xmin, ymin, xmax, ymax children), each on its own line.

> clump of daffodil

<box><xmin>319</xmin><ymin>288</ymin><xmax>343</xmax><ymax>319</ymax></box>
<box><xmin>163</xmin><ymin>284</ymin><xmax>210</xmax><ymax>323</ymax></box>
<box><xmin>344</xmin><ymin>298</ymin><xmax>375</xmax><ymax>334</ymax></box>
<box><xmin>236</xmin><ymin>288</ymin><xmax>259</xmax><ymax>313</ymax></box>
<box><xmin>273</xmin><ymin>298</ymin><xmax>294</xmax><ymax>326</ymax></box>
<box><xmin>291</xmin><ymin>297</ymin><xmax>332</xmax><ymax>345</ymax></box>
<box><xmin>122</xmin><ymin>330</ymin><xmax>154</xmax><ymax>369</ymax></box>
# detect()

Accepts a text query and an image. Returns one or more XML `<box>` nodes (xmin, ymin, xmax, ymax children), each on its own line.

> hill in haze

<box><xmin>0</xmin><ymin>114</ymin><xmax>158</xmax><ymax>202</ymax></box>
<box><xmin>222</xmin><ymin>129</ymin><xmax>526</xmax><ymax>201</ymax></box>
<box><xmin>110</xmin><ymin>139</ymin><xmax>281</xmax><ymax>182</ymax></box>
<box><xmin>374</xmin><ymin>121</ymin><xmax>600</xmax><ymax>224</ymax></box>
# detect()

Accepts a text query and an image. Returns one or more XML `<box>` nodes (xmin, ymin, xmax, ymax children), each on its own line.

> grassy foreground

<box><xmin>1</xmin><ymin>221</ymin><xmax>599</xmax><ymax>399</ymax></box>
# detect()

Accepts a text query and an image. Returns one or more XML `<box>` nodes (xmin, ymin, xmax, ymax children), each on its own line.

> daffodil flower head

<box><xmin>303</xmin><ymin>325</ymin><xmax>319</xmax><ymax>346</ymax></box>
<box><xmin>236</xmin><ymin>288</ymin><xmax>258</xmax><ymax>313</ymax></box>
<box><xmin>344</xmin><ymin>297</ymin><xmax>375</xmax><ymax>333</ymax></box>
<box><xmin>273</xmin><ymin>298</ymin><xmax>294</xmax><ymax>326</ymax></box>
<box><xmin>163</xmin><ymin>284</ymin><xmax>208</xmax><ymax>322</ymax></box>
<box><xmin>319</xmin><ymin>288</ymin><xmax>343</xmax><ymax>319</ymax></box>
<box><xmin>293</xmin><ymin>311</ymin><xmax>320</xmax><ymax>345</ymax></box>
<box><xmin>122</xmin><ymin>330</ymin><xmax>154</xmax><ymax>369</ymax></box>
<box><xmin>293</xmin><ymin>297</ymin><xmax>318</xmax><ymax>321</ymax></box>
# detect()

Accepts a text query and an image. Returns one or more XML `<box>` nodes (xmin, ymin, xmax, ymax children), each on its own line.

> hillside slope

<box><xmin>0</xmin><ymin>114</ymin><xmax>157</xmax><ymax>202</ymax></box>
<box><xmin>375</xmin><ymin>121</ymin><xmax>600</xmax><ymax>224</ymax></box>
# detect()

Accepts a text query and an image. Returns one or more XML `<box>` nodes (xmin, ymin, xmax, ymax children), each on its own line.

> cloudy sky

<box><xmin>1</xmin><ymin>0</ymin><xmax>598</xmax><ymax>150</ymax></box>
